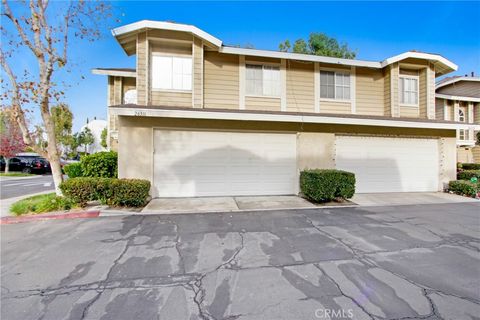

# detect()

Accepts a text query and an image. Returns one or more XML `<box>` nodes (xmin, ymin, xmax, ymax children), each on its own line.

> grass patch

<box><xmin>0</xmin><ymin>172</ymin><xmax>36</xmax><ymax>177</ymax></box>
<box><xmin>10</xmin><ymin>193</ymin><xmax>77</xmax><ymax>216</ymax></box>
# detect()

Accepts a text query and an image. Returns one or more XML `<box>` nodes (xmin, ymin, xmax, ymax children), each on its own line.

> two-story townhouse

<box><xmin>435</xmin><ymin>75</ymin><xmax>480</xmax><ymax>163</ymax></box>
<box><xmin>93</xmin><ymin>20</ymin><xmax>477</xmax><ymax>198</ymax></box>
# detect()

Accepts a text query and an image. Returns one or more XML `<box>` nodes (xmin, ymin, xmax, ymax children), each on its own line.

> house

<box><xmin>92</xmin><ymin>20</ymin><xmax>478</xmax><ymax>197</ymax></box>
<box><xmin>435</xmin><ymin>75</ymin><xmax>480</xmax><ymax>163</ymax></box>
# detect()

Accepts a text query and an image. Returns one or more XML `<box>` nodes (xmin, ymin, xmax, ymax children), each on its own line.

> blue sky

<box><xmin>7</xmin><ymin>1</ymin><xmax>480</xmax><ymax>131</ymax></box>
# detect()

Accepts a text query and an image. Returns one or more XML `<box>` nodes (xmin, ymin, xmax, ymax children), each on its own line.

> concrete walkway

<box><xmin>352</xmin><ymin>192</ymin><xmax>478</xmax><ymax>206</ymax></box>
<box><xmin>142</xmin><ymin>195</ymin><xmax>319</xmax><ymax>214</ymax></box>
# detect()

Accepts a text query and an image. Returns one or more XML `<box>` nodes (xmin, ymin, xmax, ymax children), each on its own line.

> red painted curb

<box><xmin>0</xmin><ymin>211</ymin><xmax>100</xmax><ymax>225</ymax></box>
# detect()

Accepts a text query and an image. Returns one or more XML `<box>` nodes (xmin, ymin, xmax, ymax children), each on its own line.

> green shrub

<box><xmin>81</xmin><ymin>151</ymin><xmax>118</xmax><ymax>178</ymax></box>
<box><xmin>460</xmin><ymin>163</ymin><xmax>480</xmax><ymax>170</ymax></box>
<box><xmin>10</xmin><ymin>193</ymin><xmax>76</xmax><ymax>216</ymax></box>
<box><xmin>60</xmin><ymin>177</ymin><xmax>100</xmax><ymax>206</ymax></box>
<box><xmin>457</xmin><ymin>170</ymin><xmax>480</xmax><ymax>181</ymax></box>
<box><xmin>448</xmin><ymin>180</ymin><xmax>480</xmax><ymax>198</ymax></box>
<box><xmin>60</xmin><ymin>177</ymin><xmax>150</xmax><ymax>207</ymax></box>
<box><xmin>300</xmin><ymin>169</ymin><xmax>355</xmax><ymax>203</ymax></box>
<box><xmin>63</xmin><ymin>162</ymin><xmax>83</xmax><ymax>178</ymax></box>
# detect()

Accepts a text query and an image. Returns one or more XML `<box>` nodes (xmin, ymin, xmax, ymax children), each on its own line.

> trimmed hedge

<box><xmin>460</xmin><ymin>163</ymin><xmax>480</xmax><ymax>170</ymax></box>
<box><xmin>448</xmin><ymin>180</ymin><xmax>480</xmax><ymax>198</ymax></box>
<box><xmin>457</xmin><ymin>170</ymin><xmax>480</xmax><ymax>181</ymax></box>
<box><xmin>63</xmin><ymin>162</ymin><xmax>83</xmax><ymax>178</ymax></box>
<box><xmin>300</xmin><ymin>169</ymin><xmax>355</xmax><ymax>203</ymax></box>
<box><xmin>60</xmin><ymin>177</ymin><xmax>150</xmax><ymax>207</ymax></box>
<box><xmin>81</xmin><ymin>151</ymin><xmax>118</xmax><ymax>178</ymax></box>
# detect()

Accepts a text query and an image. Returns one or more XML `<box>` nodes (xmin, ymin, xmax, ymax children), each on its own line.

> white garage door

<box><xmin>153</xmin><ymin>130</ymin><xmax>297</xmax><ymax>197</ymax></box>
<box><xmin>335</xmin><ymin>136</ymin><xmax>439</xmax><ymax>193</ymax></box>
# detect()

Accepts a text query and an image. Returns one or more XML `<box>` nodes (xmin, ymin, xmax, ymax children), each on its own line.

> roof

<box><xmin>110</xmin><ymin>104</ymin><xmax>479</xmax><ymax>131</ymax></box>
<box><xmin>108</xmin><ymin>20</ymin><xmax>457</xmax><ymax>76</ymax></box>
<box><xmin>436</xmin><ymin>76</ymin><xmax>480</xmax><ymax>89</ymax></box>
<box><xmin>92</xmin><ymin>68</ymin><xmax>136</xmax><ymax>77</ymax></box>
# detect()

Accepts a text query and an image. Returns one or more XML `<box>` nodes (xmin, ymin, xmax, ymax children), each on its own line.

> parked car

<box><xmin>0</xmin><ymin>155</ymin><xmax>51</xmax><ymax>174</ymax></box>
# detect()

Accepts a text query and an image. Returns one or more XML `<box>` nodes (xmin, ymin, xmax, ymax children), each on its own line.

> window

<box><xmin>320</xmin><ymin>71</ymin><xmax>351</xmax><ymax>100</ymax></box>
<box><xmin>151</xmin><ymin>55</ymin><xmax>192</xmax><ymax>90</ymax></box>
<box><xmin>399</xmin><ymin>76</ymin><xmax>418</xmax><ymax>105</ymax></box>
<box><xmin>246</xmin><ymin>64</ymin><xmax>280</xmax><ymax>97</ymax></box>
<box><xmin>458</xmin><ymin>109</ymin><xmax>465</xmax><ymax>122</ymax></box>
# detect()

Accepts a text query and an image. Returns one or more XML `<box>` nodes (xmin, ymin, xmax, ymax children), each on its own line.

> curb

<box><xmin>0</xmin><ymin>210</ymin><xmax>100</xmax><ymax>225</ymax></box>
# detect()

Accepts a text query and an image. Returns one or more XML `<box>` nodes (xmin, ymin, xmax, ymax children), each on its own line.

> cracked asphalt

<box><xmin>1</xmin><ymin>202</ymin><xmax>479</xmax><ymax>320</ymax></box>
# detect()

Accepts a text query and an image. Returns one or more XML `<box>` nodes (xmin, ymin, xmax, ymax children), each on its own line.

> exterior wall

<box><xmin>390</xmin><ymin>63</ymin><xmax>400</xmax><ymax>117</ymax></box>
<box><xmin>399</xmin><ymin>106</ymin><xmax>419</xmax><ymax>118</ymax></box>
<box><xmin>204</xmin><ymin>51</ymin><xmax>239</xmax><ymax>109</ymax></box>
<box><xmin>472</xmin><ymin>146</ymin><xmax>480</xmax><ymax>163</ymax></box>
<box><xmin>439</xmin><ymin>137</ymin><xmax>457</xmax><ymax>189</ymax></box>
<box><xmin>319</xmin><ymin>101</ymin><xmax>351</xmax><ymax>114</ymax></box>
<box><xmin>356</xmin><ymin>68</ymin><xmax>385</xmax><ymax>116</ymax></box>
<box><xmin>136</xmin><ymin>32</ymin><xmax>148</xmax><ymax>105</ymax></box>
<box><xmin>286</xmin><ymin>61</ymin><xmax>315</xmax><ymax>113</ymax></box>
<box><xmin>419</xmin><ymin>68</ymin><xmax>427</xmax><ymax>118</ymax></box>
<box><xmin>435</xmin><ymin>98</ymin><xmax>445</xmax><ymax>120</ymax></box>
<box><xmin>193</xmin><ymin>37</ymin><xmax>203</xmax><ymax>108</ymax></box>
<box><xmin>384</xmin><ymin>68</ymin><xmax>391</xmax><ymax>116</ymax></box>
<box><xmin>245</xmin><ymin>96</ymin><xmax>281</xmax><ymax>111</ymax></box>
<box><xmin>475</xmin><ymin>103</ymin><xmax>480</xmax><ymax>123</ymax></box>
<box><xmin>297</xmin><ymin>133</ymin><xmax>335</xmax><ymax>170</ymax></box>
<box><xmin>438</xmin><ymin>81</ymin><xmax>480</xmax><ymax>98</ymax></box>
<box><xmin>457</xmin><ymin>147</ymin><xmax>474</xmax><ymax>163</ymax></box>
<box><xmin>150</xmin><ymin>91</ymin><xmax>192</xmax><ymax>107</ymax></box>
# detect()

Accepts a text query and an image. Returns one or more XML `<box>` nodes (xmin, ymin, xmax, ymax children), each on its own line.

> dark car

<box><xmin>0</xmin><ymin>156</ymin><xmax>50</xmax><ymax>174</ymax></box>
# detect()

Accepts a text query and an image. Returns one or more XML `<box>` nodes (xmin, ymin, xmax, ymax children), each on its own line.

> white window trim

<box><xmin>245</xmin><ymin>62</ymin><xmax>282</xmax><ymax>98</ymax></box>
<box><xmin>319</xmin><ymin>69</ymin><xmax>352</xmax><ymax>102</ymax></box>
<box><xmin>399</xmin><ymin>75</ymin><xmax>419</xmax><ymax>108</ymax></box>
<box><xmin>150</xmin><ymin>53</ymin><xmax>193</xmax><ymax>92</ymax></box>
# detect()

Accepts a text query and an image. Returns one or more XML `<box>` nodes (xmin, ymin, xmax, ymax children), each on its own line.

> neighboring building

<box><xmin>93</xmin><ymin>20</ymin><xmax>478</xmax><ymax>197</ymax></box>
<box><xmin>435</xmin><ymin>76</ymin><xmax>480</xmax><ymax>163</ymax></box>
<box><xmin>79</xmin><ymin>119</ymin><xmax>107</xmax><ymax>154</ymax></box>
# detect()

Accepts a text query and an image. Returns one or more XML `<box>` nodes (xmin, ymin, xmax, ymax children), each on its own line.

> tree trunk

<box><xmin>5</xmin><ymin>158</ymin><xmax>9</xmax><ymax>174</ymax></box>
<box><xmin>41</xmin><ymin>104</ymin><xmax>64</xmax><ymax>196</ymax></box>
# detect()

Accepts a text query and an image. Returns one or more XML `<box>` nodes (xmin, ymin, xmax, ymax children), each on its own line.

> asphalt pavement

<box><xmin>1</xmin><ymin>202</ymin><xmax>479</xmax><ymax>319</ymax></box>
<box><xmin>0</xmin><ymin>175</ymin><xmax>54</xmax><ymax>200</ymax></box>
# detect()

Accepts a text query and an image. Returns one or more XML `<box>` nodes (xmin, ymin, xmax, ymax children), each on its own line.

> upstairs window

<box><xmin>399</xmin><ymin>76</ymin><xmax>418</xmax><ymax>106</ymax></box>
<box><xmin>458</xmin><ymin>109</ymin><xmax>465</xmax><ymax>122</ymax></box>
<box><xmin>320</xmin><ymin>71</ymin><xmax>351</xmax><ymax>100</ymax></box>
<box><xmin>151</xmin><ymin>55</ymin><xmax>192</xmax><ymax>91</ymax></box>
<box><xmin>246</xmin><ymin>64</ymin><xmax>280</xmax><ymax>97</ymax></box>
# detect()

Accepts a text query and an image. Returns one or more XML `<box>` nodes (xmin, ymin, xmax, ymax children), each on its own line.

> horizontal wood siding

<box><xmin>419</xmin><ymin>68</ymin><xmax>427</xmax><ymax>118</ymax></box>
<box><xmin>204</xmin><ymin>51</ymin><xmax>239</xmax><ymax>109</ymax></box>
<box><xmin>193</xmin><ymin>37</ymin><xmax>203</xmax><ymax>108</ymax></box>
<box><xmin>319</xmin><ymin>101</ymin><xmax>351</xmax><ymax>114</ymax></box>
<box><xmin>286</xmin><ymin>61</ymin><xmax>314</xmax><ymax>112</ymax></box>
<box><xmin>384</xmin><ymin>68</ymin><xmax>391</xmax><ymax>116</ymax></box>
<box><xmin>150</xmin><ymin>91</ymin><xmax>192</xmax><ymax>107</ymax></box>
<box><xmin>435</xmin><ymin>98</ymin><xmax>445</xmax><ymax>120</ymax></box>
<box><xmin>475</xmin><ymin>103</ymin><xmax>480</xmax><ymax>123</ymax></box>
<box><xmin>400</xmin><ymin>106</ymin><xmax>420</xmax><ymax>118</ymax></box>
<box><xmin>245</xmin><ymin>96</ymin><xmax>281</xmax><ymax>111</ymax></box>
<box><xmin>356</xmin><ymin>68</ymin><xmax>385</xmax><ymax>116</ymax></box>
<box><xmin>136</xmin><ymin>32</ymin><xmax>147</xmax><ymax>105</ymax></box>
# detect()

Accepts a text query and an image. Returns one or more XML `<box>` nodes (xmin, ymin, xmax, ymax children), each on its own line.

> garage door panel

<box><xmin>336</xmin><ymin>136</ymin><xmax>439</xmax><ymax>193</ymax></box>
<box><xmin>154</xmin><ymin>130</ymin><xmax>297</xmax><ymax>197</ymax></box>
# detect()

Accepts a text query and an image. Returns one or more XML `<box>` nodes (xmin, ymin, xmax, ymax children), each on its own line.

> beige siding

<box><xmin>427</xmin><ymin>64</ymin><xmax>436</xmax><ymax>119</ymax></box>
<box><xmin>457</xmin><ymin>147</ymin><xmax>474</xmax><ymax>163</ymax></box>
<box><xmin>356</xmin><ymin>68</ymin><xmax>385</xmax><ymax>116</ymax></box>
<box><xmin>147</xmin><ymin>29</ymin><xmax>193</xmax><ymax>42</ymax></box>
<box><xmin>286</xmin><ymin>61</ymin><xmax>314</xmax><ymax>112</ymax></box>
<box><xmin>384</xmin><ymin>68</ymin><xmax>391</xmax><ymax>116</ymax></box>
<box><xmin>399</xmin><ymin>106</ymin><xmax>419</xmax><ymax>118</ymax></box>
<box><xmin>245</xmin><ymin>96</ymin><xmax>281</xmax><ymax>111</ymax></box>
<box><xmin>319</xmin><ymin>101</ymin><xmax>351</xmax><ymax>114</ymax></box>
<box><xmin>400</xmin><ymin>69</ymin><xmax>419</xmax><ymax>76</ymax></box>
<box><xmin>193</xmin><ymin>37</ymin><xmax>203</xmax><ymax>108</ymax></box>
<box><xmin>391</xmin><ymin>63</ymin><xmax>400</xmax><ymax>117</ymax></box>
<box><xmin>136</xmin><ymin>32</ymin><xmax>147</xmax><ymax>105</ymax></box>
<box><xmin>419</xmin><ymin>68</ymin><xmax>427</xmax><ymax>118</ymax></box>
<box><xmin>438</xmin><ymin>81</ymin><xmax>480</xmax><ymax>98</ymax></box>
<box><xmin>435</xmin><ymin>98</ymin><xmax>445</xmax><ymax>120</ymax></box>
<box><xmin>475</xmin><ymin>103</ymin><xmax>480</xmax><ymax>123</ymax></box>
<box><xmin>122</xmin><ymin>77</ymin><xmax>136</xmax><ymax>96</ymax></box>
<box><xmin>113</xmin><ymin>77</ymin><xmax>122</xmax><ymax>105</ymax></box>
<box><xmin>108</xmin><ymin>76</ymin><xmax>115</xmax><ymax>106</ymax></box>
<box><xmin>472</xmin><ymin>146</ymin><xmax>480</xmax><ymax>163</ymax></box>
<box><xmin>204</xmin><ymin>51</ymin><xmax>239</xmax><ymax>109</ymax></box>
<box><xmin>150</xmin><ymin>91</ymin><xmax>192</xmax><ymax>107</ymax></box>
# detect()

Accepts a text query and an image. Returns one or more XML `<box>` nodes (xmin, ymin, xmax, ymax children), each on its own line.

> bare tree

<box><xmin>0</xmin><ymin>0</ymin><xmax>113</xmax><ymax>195</ymax></box>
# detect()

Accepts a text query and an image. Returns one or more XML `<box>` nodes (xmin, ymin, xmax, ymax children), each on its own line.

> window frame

<box><xmin>151</xmin><ymin>52</ymin><xmax>193</xmax><ymax>92</ymax></box>
<box><xmin>245</xmin><ymin>62</ymin><xmax>281</xmax><ymax>98</ymax></box>
<box><xmin>399</xmin><ymin>75</ymin><xmax>419</xmax><ymax>107</ymax></box>
<box><xmin>458</xmin><ymin>108</ymin><xmax>466</xmax><ymax>122</ymax></box>
<box><xmin>319</xmin><ymin>69</ymin><xmax>352</xmax><ymax>102</ymax></box>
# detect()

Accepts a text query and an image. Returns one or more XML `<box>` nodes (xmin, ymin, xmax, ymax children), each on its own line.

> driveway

<box><xmin>1</xmin><ymin>203</ymin><xmax>479</xmax><ymax>319</ymax></box>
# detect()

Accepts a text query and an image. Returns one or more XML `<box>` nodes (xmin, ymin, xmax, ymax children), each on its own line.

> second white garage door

<box><xmin>335</xmin><ymin>136</ymin><xmax>439</xmax><ymax>193</ymax></box>
<box><xmin>153</xmin><ymin>130</ymin><xmax>297</xmax><ymax>197</ymax></box>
